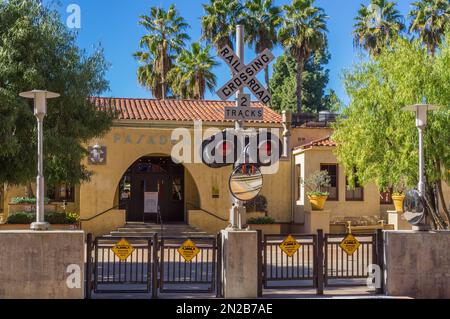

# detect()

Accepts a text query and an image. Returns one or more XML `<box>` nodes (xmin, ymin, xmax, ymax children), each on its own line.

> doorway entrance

<box><xmin>118</xmin><ymin>156</ymin><xmax>185</xmax><ymax>223</ymax></box>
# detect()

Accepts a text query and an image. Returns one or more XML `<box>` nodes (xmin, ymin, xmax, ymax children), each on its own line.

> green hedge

<box><xmin>11</xmin><ymin>197</ymin><xmax>50</xmax><ymax>204</ymax></box>
<box><xmin>247</xmin><ymin>216</ymin><xmax>276</xmax><ymax>224</ymax></box>
<box><xmin>7</xmin><ymin>211</ymin><xmax>79</xmax><ymax>224</ymax></box>
<box><xmin>7</xmin><ymin>212</ymin><xmax>35</xmax><ymax>224</ymax></box>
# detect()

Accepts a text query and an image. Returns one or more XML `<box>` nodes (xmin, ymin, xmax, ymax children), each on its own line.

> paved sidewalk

<box><xmin>92</xmin><ymin>286</ymin><xmax>410</xmax><ymax>299</ymax></box>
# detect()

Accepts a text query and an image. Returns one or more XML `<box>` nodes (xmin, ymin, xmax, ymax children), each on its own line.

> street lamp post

<box><xmin>19</xmin><ymin>90</ymin><xmax>60</xmax><ymax>231</ymax></box>
<box><xmin>402</xmin><ymin>102</ymin><xmax>439</xmax><ymax>197</ymax></box>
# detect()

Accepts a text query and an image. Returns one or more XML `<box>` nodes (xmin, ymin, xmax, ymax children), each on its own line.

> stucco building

<box><xmin>1</xmin><ymin>98</ymin><xmax>449</xmax><ymax>236</ymax></box>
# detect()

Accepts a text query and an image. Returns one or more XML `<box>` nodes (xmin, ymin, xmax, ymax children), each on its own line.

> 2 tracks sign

<box><xmin>216</xmin><ymin>45</ymin><xmax>275</xmax><ymax>121</ymax></box>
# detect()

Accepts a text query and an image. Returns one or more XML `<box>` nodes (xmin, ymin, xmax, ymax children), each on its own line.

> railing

<box><xmin>185</xmin><ymin>202</ymin><xmax>229</xmax><ymax>222</ymax></box>
<box><xmin>79</xmin><ymin>205</ymin><xmax>121</xmax><ymax>229</ymax></box>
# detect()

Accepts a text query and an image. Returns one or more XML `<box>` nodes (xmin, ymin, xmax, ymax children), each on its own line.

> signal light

<box><xmin>201</xmin><ymin>129</ymin><xmax>283</xmax><ymax>168</ymax></box>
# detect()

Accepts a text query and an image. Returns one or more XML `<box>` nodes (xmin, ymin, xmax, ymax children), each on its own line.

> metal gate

<box><xmin>86</xmin><ymin>234</ymin><xmax>158</xmax><ymax>298</ymax></box>
<box><xmin>324</xmin><ymin>233</ymin><xmax>378</xmax><ymax>287</ymax></box>
<box><xmin>159</xmin><ymin>235</ymin><xmax>218</xmax><ymax>294</ymax></box>
<box><xmin>260</xmin><ymin>230</ymin><xmax>383</xmax><ymax>295</ymax></box>
<box><xmin>262</xmin><ymin>233</ymin><xmax>318</xmax><ymax>289</ymax></box>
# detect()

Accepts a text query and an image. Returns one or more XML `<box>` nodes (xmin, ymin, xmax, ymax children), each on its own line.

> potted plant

<box><xmin>302</xmin><ymin>170</ymin><xmax>331</xmax><ymax>211</ymax></box>
<box><xmin>391</xmin><ymin>179</ymin><xmax>407</xmax><ymax>213</ymax></box>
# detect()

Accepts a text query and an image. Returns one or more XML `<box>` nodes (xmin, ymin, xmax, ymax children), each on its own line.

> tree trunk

<box><xmin>295</xmin><ymin>58</ymin><xmax>304</xmax><ymax>114</ymax></box>
<box><xmin>26</xmin><ymin>182</ymin><xmax>34</xmax><ymax>198</ymax></box>
<box><xmin>424</xmin><ymin>182</ymin><xmax>446</xmax><ymax>229</ymax></box>
<box><xmin>436</xmin><ymin>179</ymin><xmax>450</xmax><ymax>226</ymax></box>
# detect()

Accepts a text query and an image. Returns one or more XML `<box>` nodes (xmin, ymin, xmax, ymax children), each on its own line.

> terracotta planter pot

<box><xmin>392</xmin><ymin>195</ymin><xmax>406</xmax><ymax>212</ymax></box>
<box><xmin>307</xmin><ymin>194</ymin><xmax>328</xmax><ymax>211</ymax></box>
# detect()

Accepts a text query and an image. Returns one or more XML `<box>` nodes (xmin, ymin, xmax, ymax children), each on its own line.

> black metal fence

<box><xmin>86</xmin><ymin>234</ymin><xmax>157</xmax><ymax>297</ymax></box>
<box><xmin>259</xmin><ymin>229</ymin><xmax>383</xmax><ymax>295</ymax></box>
<box><xmin>86</xmin><ymin>233</ymin><xmax>218</xmax><ymax>298</ymax></box>
<box><xmin>262</xmin><ymin>234</ymin><xmax>318</xmax><ymax>289</ymax></box>
<box><xmin>86</xmin><ymin>229</ymin><xmax>383</xmax><ymax>298</ymax></box>
<box><xmin>159</xmin><ymin>236</ymin><xmax>218</xmax><ymax>294</ymax></box>
<box><xmin>324</xmin><ymin>233</ymin><xmax>376</xmax><ymax>287</ymax></box>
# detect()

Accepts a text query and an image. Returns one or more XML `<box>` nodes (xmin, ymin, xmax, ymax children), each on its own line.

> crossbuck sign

<box><xmin>216</xmin><ymin>45</ymin><xmax>275</xmax><ymax>121</ymax></box>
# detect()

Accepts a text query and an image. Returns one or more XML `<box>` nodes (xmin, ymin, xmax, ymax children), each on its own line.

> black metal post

<box><xmin>85</xmin><ymin>233</ymin><xmax>93</xmax><ymax>299</ymax></box>
<box><xmin>152</xmin><ymin>233</ymin><xmax>159</xmax><ymax>299</ymax></box>
<box><xmin>257</xmin><ymin>229</ymin><xmax>263</xmax><ymax>298</ymax></box>
<box><xmin>376</xmin><ymin>229</ymin><xmax>384</xmax><ymax>295</ymax></box>
<box><xmin>316</xmin><ymin>229</ymin><xmax>324</xmax><ymax>295</ymax></box>
<box><xmin>216</xmin><ymin>232</ymin><xmax>222</xmax><ymax>298</ymax></box>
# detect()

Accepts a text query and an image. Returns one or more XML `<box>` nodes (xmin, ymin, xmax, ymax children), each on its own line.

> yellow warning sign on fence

<box><xmin>279</xmin><ymin>235</ymin><xmax>301</xmax><ymax>257</ymax></box>
<box><xmin>178</xmin><ymin>239</ymin><xmax>200</xmax><ymax>262</ymax></box>
<box><xmin>339</xmin><ymin>234</ymin><xmax>361</xmax><ymax>256</ymax></box>
<box><xmin>112</xmin><ymin>238</ymin><xmax>135</xmax><ymax>261</ymax></box>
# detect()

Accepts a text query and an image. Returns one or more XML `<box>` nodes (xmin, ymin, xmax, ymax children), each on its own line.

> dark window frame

<box><xmin>320</xmin><ymin>163</ymin><xmax>339</xmax><ymax>201</ymax></box>
<box><xmin>47</xmin><ymin>183</ymin><xmax>75</xmax><ymax>203</ymax></box>
<box><xmin>345</xmin><ymin>173</ymin><xmax>364</xmax><ymax>201</ymax></box>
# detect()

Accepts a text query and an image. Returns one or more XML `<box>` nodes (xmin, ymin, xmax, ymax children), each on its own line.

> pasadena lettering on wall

<box><xmin>112</xmin><ymin>134</ymin><xmax>176</xmax><ymax>145</ymax></box>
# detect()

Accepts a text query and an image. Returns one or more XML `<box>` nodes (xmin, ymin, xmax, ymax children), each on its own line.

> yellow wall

<box><xmin>1</xmin><ymin>183</ymin><xmax>79</xmax><ymax>223</ymax></box>
<box><xmin>290</xmin><ymin>127</ymin><xmax>333</xmax><ymax>148</ymax></box>
<box><xmin>294</xmin><ymin>147</ymin><xmax>381</xmax><ymax>222</ymax></box>
<box><xmin>79</xmin><ymin>122</ymin><xmax>290</xmax><ymax>235</ymax></box>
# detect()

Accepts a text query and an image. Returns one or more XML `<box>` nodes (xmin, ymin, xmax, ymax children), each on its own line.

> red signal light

<box><xmin>258</xmin><ymin>141</ymin><xmax>273</xmax><ymax>158</ymax></box>
<box><xmin>216</xmin><ymin>140</ymin><xmax>233</xmax><ymax>157</ymax></box>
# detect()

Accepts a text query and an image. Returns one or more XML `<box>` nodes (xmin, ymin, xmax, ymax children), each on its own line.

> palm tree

<box><xmin>243</xmin><ymin>0</ymin><xmax>282</xmax><ymax>91</ymax></box>
<box><xmin>278</xmin><ymin>0</ymin><xmax>328</xmax><ymax>114</ymax></box>
<box><xmin>353</xmin><ymin>0</ymin><xmax>405</xmax><ymax>57</ymax></box>
<box><xmin>135</xmin><ymin>4</ymin><xmax>190</xmax><ymax>99</ymax></box>
<box><xmin>135</xmin><ymin>50</ymin><xmax>164</xmax><ymax>99</ymax></box>
<box><xmin>409</xmin><ymin>0</ymin><xmax>450</xmax><ymax>56</ymax></box>
<box><xmin>201</xmin><ymin>0</ymin><xmax>243</xmax><ymax>50</ymax></box>
<box><xmin>169</xmin><ymin>42</ymin><xmax>219</xmax><ymax>100</ymax></box>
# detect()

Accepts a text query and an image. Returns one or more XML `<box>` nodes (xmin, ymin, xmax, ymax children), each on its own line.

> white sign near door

<box><xmin>144</xmin><ymin>192</ymin><xmax>158</xmax><ymax>213</ymax></box>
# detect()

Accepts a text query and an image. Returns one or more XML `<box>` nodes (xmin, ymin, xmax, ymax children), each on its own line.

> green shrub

<box><xmin>247</xmin><ymin>216</ymin><xmax>276</xmax><ymax>224</ymax></box>
<box><xmin>65</xmin><ymin>212</ymin><xmax>80</xmax><ymax>224</ymax></box>
<box><xmin>7</xmin><ymin>211</ymin><xmax>79</xmax><ymax>224</ymax></box>
<box><xmin>45</xmin><ymin>212</ymin><xmax>79</xmax><ymax>224</ymax></box>
<box><xmin>11</xmin><ymin>197</ymin><xmax>50</xmax><ymax>204</ymax></box>
<box><xmin>7</xmin><ymin>212</ymin><xmax>35</xmax><ymax>224</ymax></box>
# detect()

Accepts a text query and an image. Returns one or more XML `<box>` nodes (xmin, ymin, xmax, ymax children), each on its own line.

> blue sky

<box><xmin>45</xmin><ymin>0</ymin><xmax>414</xmax><ymax>105</ymax></box>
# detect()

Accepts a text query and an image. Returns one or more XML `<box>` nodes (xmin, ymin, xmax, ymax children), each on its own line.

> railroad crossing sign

<box><xmin>178</xmin><ymin>239</ymin><xmax>201</xmax><ymax>262</ymax></box>
<box><xmin>217</xmin><ymin>45</ymin><xmax>275</xmax><ymax>120</ymax></box>
<box><xmin>112</xmin><ymin>238</ymin><xmax>135</xmax><ymax>261</ymax></box>
<box><xmin>279</xmin><ymin>235</ymin><xmax>302</xmax><ymax>257</ymax></box>
<box><xmin>339</xmin><ymin>234</ymin><xmax>361</xmax><ymax>256</ymax></box>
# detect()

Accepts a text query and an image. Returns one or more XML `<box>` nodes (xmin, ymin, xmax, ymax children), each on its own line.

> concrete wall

<box><xmin>0</xmin><ymin>230</ymin><xmax>85</xmax><ymax>299</ymax></box>
<box><xmin>384</xmin><ymin>231</ymin><xmax>450</xmax><ymax>299</ymax></box>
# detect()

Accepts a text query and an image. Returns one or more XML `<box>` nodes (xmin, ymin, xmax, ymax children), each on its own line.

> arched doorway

<box><xmin>118</xmin><ymin>156</ymin><xmax>185</xmax><ymax>223</ymax></box>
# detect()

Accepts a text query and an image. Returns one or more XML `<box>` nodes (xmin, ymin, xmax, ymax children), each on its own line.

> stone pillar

<box><xmin>304</xmin><ymin>210</ymin><xmax>330</xmax><ymax>234</ymax></box>
<box><xmin>387</xmin><ymin>210</ymin><xmax>413</xmax><ymax>231</ymax></box>
<box><xmin>384</xmin><ymin>230</ymin><xmax>450</xmax><ymax>298</ymax></box>
<box><xmin>0</xmin><ymin>230</ymin><xmax>85</xmax><ymax>299</ymax></box>
<box><xmin>221</xmin><ymin>228</ymin><xmax>258</xmax><ymax>298</ymax></box>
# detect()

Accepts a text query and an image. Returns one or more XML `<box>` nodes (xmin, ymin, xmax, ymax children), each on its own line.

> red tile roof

<box><xmin>295</xmin><ymin>135</ymin><xmax>337</xmax><ymax>150</ymax></box>
<box><xmin>91</xmin><ymin>97</ymin><xmax>282</xmax><ymax>124</ymax></box>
